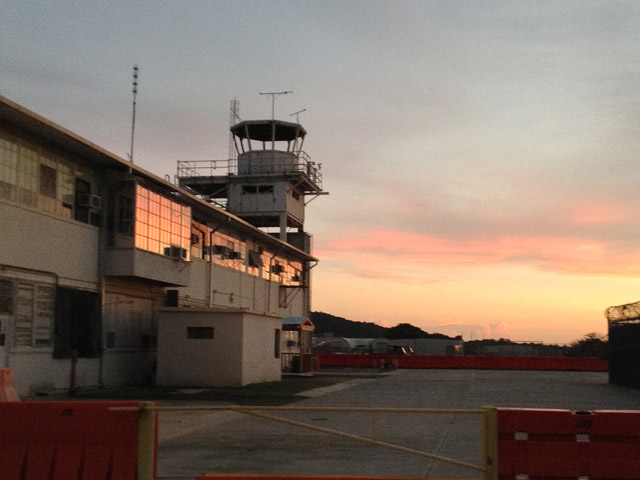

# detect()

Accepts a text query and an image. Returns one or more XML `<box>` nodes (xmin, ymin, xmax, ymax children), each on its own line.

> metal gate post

<box><xmin>480</xmin><ymin>407</ymin><xmax>498</xmax><ymax>480</ymax></box>
<box><xmin>137</xmin><ymin>401</ymin><xmax>157</xmax><ymax>480</ymax></box>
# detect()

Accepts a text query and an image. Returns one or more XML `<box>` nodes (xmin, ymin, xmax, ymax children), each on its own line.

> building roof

<box><xmin>0</xmin><ymin>96</ymin><xmax>317</xmax><ymax>262</ymax></box>
<box><xmin>231</xmin><ymin>120</ymin><xmax>306</xmax><ymax>142</ymax></box>
<box><xmin>282</xmin><ymin>317</ymin><xmax>314</xmax><ymax>330</ymax></box>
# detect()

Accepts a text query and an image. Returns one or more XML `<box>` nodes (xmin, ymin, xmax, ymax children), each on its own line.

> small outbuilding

<box><xmin>281</xmin><ymin>317</ymin><xmax>315</xmax><ymax>374</ymax></box>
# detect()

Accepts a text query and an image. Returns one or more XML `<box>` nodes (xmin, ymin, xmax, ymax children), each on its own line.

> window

<box><xmin>118</xmin><ymin>195</ymin><xmax>134</xmax><ymax>235</ymax></box>
<box><xmin>274</xmin><ymin>329</ymin><xmax>281</xmax><ymax>358</ymax></box>
<box><xmin>241</xmin><ymin>185</ymin><xmax>273</xmax><ymax>194</ymax></box>
<box><xmin>39</xmin><ymin>164</ymin><xmax>57</xmax><ymax>198</ymax></box>
<box><xmin>0</xmin><ymin>280</ymin><xmax>12</xmax><ymax>314</ymax></box>
<box><xmin>134</xmin><ymin>185</ymin><xmax>191</xmax><ymax>260</ymax></box>
<box><xmin>74</xmin><ymin>178</ymin><xmax>91</xmax><ymax>223</ymax></box>
<box><xmin>14</xmin><ymin>283</ymin><xmax>54</xmax><ymax>348</ymax></box>
<box><xmin>187</xmin><ymin>327</ymin><xmax>214</xmax><ymax>339</ymax></box>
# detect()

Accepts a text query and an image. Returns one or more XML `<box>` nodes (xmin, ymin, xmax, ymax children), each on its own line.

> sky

<box><xmin>3</xmin><ymin>0</ymin><xmax>640</xmax><ymax>344</ymax></box>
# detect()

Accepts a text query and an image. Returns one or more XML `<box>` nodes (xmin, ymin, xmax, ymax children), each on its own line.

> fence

<box><xmin>315</xmin><ymin>354</ymin><xmax>608</xmax><ymax>372</ymax></box>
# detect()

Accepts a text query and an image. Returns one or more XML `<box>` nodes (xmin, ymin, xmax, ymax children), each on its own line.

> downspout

<box><xmin>266</xmin><ymin>246</ymin><xmax>284</xmax><ymax>314</ymax></box>
<box><xmin>207</xmin><ymin>220</ymin><xmax>228</xmax><ymax>307</ymax></box>
<box><xmin>305</xmin><ymin>260</ymin><xmax>319</xmax><ymax>317</ymax></box>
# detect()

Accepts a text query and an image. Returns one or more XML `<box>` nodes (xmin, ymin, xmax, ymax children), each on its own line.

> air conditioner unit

<box><xmin>78</xmin><ymin>193</ymin><xmax>102</xmax><ymax>210</ymax></box>
<box><xmin>271</xmin><ymin>264</ymin><xmax>284</xmax><ymax>275</ymax></box>
<box><xmin>164</xmin><ymin>246</ymin><xmax>187</xmax><ymax>260</ymax></box>
<box><xmin>213</xmin><ymin>245</ymin><xmax>227</xmax><ymax>256</ymax></box>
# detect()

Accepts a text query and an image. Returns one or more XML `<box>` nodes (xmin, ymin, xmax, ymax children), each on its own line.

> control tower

<box><xmin>177</xmin><ymin>118</ymin><xmax>324</xmax><ymax>250</ymax></box>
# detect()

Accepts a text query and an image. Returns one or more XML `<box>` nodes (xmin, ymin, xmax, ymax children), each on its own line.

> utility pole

<box><xmin>129</xmin><ymin>65</ymin><xmax>139</xmax><ymax>163</ymax></box>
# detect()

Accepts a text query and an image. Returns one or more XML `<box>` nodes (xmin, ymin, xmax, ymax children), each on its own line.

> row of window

<box><xmin>0</xmin><ymin>130</ymin><xmax>98</xmax><ymax>224</ymax></box>
<box><xmin>128</xmin><ymin>185</ymin><xmax>303</xmax><ymax>284</ymax></box>
<box><xmin>0</xmin><ymin>130</ymin><xmax>305</xmax><ymax>286</ymax></box>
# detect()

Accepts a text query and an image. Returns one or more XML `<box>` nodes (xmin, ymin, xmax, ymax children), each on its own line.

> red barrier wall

<box><xmin>197</xmin><ymin>475</ymin><xmax>475</xmax><ymax>480</ymax></box>
<box><xmin>0</xmin><ymin>368</ymin><xmax>19</xmax><ymax>401</ymax></box>
<box><xmin>497</xmin><ymin>408</ymin><xmax>640</xmax><ymax>479</ymax></box>
<box><xmin>0</xmin><ymin>401</ymin><xmax>154</xmax><ymax>480</ymax></box>
<box><xmin>315</xmin><ymin>354</ymin><xmax>608</xmax><ymax>372</ymax></box>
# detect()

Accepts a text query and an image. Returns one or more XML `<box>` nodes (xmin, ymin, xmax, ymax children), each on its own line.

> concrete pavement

<box><xmin>157</xmin><ymin>369</ymin><xmax>640</xmax><ymax>479</ymax></box>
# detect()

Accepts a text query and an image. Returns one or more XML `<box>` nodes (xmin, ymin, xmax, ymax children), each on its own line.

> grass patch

<box><xmin>72</xmin><ymin>373</ymin><xmax>374</xmax><ymax>405</ymax></box>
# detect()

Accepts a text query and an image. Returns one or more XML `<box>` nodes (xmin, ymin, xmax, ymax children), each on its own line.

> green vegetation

<box><xmin>72</xmin><ymin>374</ymin><xmax>371</xmax><ymax>405</ymax></box>
<box><xmin>565</xmin><ymin>332</ymin><xmax>608</xmax><ymax>359</ymax></box>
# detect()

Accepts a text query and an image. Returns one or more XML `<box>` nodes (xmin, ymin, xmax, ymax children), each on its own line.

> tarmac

<box><xmin>156</xmin><ymin>369</ymin><xmax>640</xmax><ymax>480</ymax></box>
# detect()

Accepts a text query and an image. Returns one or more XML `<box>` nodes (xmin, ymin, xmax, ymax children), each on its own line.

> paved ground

<box><xmin>157</xmin><ymin>369</ymin><xmax>640</xmax><ymax>480</ymax></box>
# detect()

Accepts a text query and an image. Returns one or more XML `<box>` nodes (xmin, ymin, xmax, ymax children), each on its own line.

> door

<box><xmin>0</xmin><ymin>279</ymin><xmax>12</xmax><ymax>367</ymax></box>
<box><xmin>0</xmin><ymin>315</ymin><xmax>8</xmax><ymax>367</ymax></box>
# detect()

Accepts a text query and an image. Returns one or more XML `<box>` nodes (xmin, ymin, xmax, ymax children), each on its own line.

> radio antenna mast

<box><xmin>229</xmin><ymin>98</ymin><xmax>240</xmax><ymax>161</ymax></box>
<box><xmin>289</xmin><ymin>108</ymin><xmax>306</xmax><ymax>123</ymax></box>
<box><xmin>129</xmin><ymin>65</ymin><xmax>138</xmax><ymax>163</ymax></box>
<box><xmin>259</xmin><ymin>90</ymin><xmax>292</xmax><ymax>120</ymax></box>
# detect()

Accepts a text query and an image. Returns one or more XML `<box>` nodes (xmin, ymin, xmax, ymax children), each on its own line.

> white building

<box><xmin>0</xmin><ymin>96</ymin><xmax>323</xmax><ymax>395</ymax></box>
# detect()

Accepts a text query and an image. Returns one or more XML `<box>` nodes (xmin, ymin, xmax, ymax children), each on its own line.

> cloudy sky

<box><xmin>3</xmin><ymin>1</ymin><xmax>640</xmax><ymax>343</ymax></box>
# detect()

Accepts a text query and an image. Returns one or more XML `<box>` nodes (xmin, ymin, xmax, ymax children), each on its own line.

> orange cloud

<box><xmin>315</xmin><ymin>229</ymin><xmax>640</xmax><ymax>279</ymax></box>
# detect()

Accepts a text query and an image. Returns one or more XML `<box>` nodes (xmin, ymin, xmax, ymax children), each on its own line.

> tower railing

<box><xmin>176</xmin><ymin>152</ymin><xmax>322</xmax><ymax>191</ymax></box>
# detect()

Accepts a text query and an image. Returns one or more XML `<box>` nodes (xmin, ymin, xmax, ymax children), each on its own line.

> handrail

<box><xmin>176</xmin><ymin>155</ymin><xmax>323</xmax><ymax>191</ymax></box>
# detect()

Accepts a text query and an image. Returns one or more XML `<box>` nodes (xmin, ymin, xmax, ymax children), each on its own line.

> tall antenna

<box><xmin>289</xmin><ymin>108</ymin><xmax>306</xmax><ymax>123</ymax></box>
<box><xmin>129</xmin><ymin>65</ymin><xmax>138</xmax><ymax>163</ymax></box>
<box><xmin>259</xmin><ymin>90</ymin><xmax>292</xmax><ymax>120</ymax></box>
<box><xmin>229</xmin><ymin>98</ymin><xmax>240</xmax><ymax>161</ymax></box>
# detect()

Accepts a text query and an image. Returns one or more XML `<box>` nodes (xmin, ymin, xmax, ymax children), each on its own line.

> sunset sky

<box><xmin>3</xmin><ymin>1</ymin><xmax>640</xmax><ymax>344</ymax></box>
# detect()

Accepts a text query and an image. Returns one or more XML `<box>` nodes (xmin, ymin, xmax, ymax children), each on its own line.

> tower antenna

<box><xmin>289</xmin><ymin>108</ymin><xmax>306</xmax><ymax>123</ymax></box>
<box><xmin>259</xmin><ymin>90</ymin><xmax>292</xmax><ymax>120</ymax></box>
<box><xmin>129</xmin><ymin>65</ymin><xmax>138</xmax><ymax>163</ymax></box>
<box><xmin>229</xmin><ymin>98</ymin><xmax>241</xmax><ymax>161</ymax></box>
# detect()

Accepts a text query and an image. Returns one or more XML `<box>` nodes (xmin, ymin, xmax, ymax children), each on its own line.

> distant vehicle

<box><xmin>386</xmin><ymin>345</ymin><xmax>415</xmax><ymax>355</ymax></box>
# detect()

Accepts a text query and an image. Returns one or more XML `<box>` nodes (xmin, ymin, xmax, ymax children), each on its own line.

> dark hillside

<box><xmin>310</xmin><ymin>312</ymin><xmax>454</xmax><ymax>339</ymax></box>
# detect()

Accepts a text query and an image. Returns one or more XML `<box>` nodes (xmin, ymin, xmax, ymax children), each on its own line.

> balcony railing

<box><xmin>176</xmin><ymin>152</ymin><xmax>322</xmax><ymax>191</ymax></box>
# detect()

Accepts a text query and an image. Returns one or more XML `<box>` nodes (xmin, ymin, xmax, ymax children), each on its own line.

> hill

<box><xmin>310</xmin><ymin>311</ymin><xmax>454</xmax><ymax>339</ymax></box>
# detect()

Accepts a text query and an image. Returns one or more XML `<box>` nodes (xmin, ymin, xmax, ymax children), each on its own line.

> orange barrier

<box><xmin>0</xmin><ymin>401</ymin><xmax>157</xmax><ymax>480</ymax></box>
<box><xmin>315</xmin><ymin>354</ymin><xmax>608</xmax><ymax>372</ymax></box>
<box><xmin>497</xmin><ymin>408</ymin><xmax>640</xmax><ymax>479</ymax></box>
<box><xmin>0</xmin><ymin>368</ymin><xmax>19</xmax><ymax>401</ymax></box>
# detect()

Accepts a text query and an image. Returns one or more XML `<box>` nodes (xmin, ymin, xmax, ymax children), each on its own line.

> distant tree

<box><xmin>565</xmin><ymin>333</ymin><xmax>608</xmax><ymax>359</ymax></box>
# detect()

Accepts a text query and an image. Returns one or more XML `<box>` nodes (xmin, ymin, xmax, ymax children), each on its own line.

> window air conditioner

<box><xmin>164</xmin><ymin>246</ymin><xmax>187</xmax><ymax>260</ymax></box>
<box><xmin>78</xmin><ymin>193</ymin><xmax>102</xmax><ymax>210</ymax></box>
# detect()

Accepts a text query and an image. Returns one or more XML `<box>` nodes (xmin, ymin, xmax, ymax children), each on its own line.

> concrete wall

<box><xmin>103</xmin><ymin>248</ymin><xmax>191</xmax><ymax>287</ymax></box>
<box><xmin>156</xmin><ymin>309</ymin><xmax>244</xmax><ymax>387</ymax></box>
<box><xmin>0</xmin><ymin>201</ymin><xmax>99</xmax><ymax>289</ymax></box>
<box><xmin>177</xmin><ymin>259</ymin><xmax>305</xmax><ymax>317</ymax></box>
<box><xmin>241</xmin><ymin>313</ymin><xmax>282</xmax><ymax>385</ymax></box>
<box><xmin>156</xmin><ymin>309</ymin><xmax>282</xmax><ymax>387</ymax></box>
<box><xmin>9</xmin><ymin>354</ymin><xmax>100</xmax><ymax>396</ymax></box>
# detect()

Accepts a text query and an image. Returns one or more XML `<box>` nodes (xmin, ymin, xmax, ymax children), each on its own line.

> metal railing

<box><xmin>176</xmin><ymin>153</ymin><xmax>323</xmax><ymax>191</ymax></box>
<box><xmin>112</xmin><ymin>404</ymin><xmax>498</xmax><ymax>480</ymax></box>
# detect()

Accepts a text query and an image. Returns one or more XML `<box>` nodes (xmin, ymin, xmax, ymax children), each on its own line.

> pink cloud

<box><xmin>316</xmin><ymin>229</ymin><xmax>640</xmax><ymax>278</ymax></box>
<box><xmin>550</xmin><ymin>200</ymin><xmax>635</xmax><ymax>226</ymax></box>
